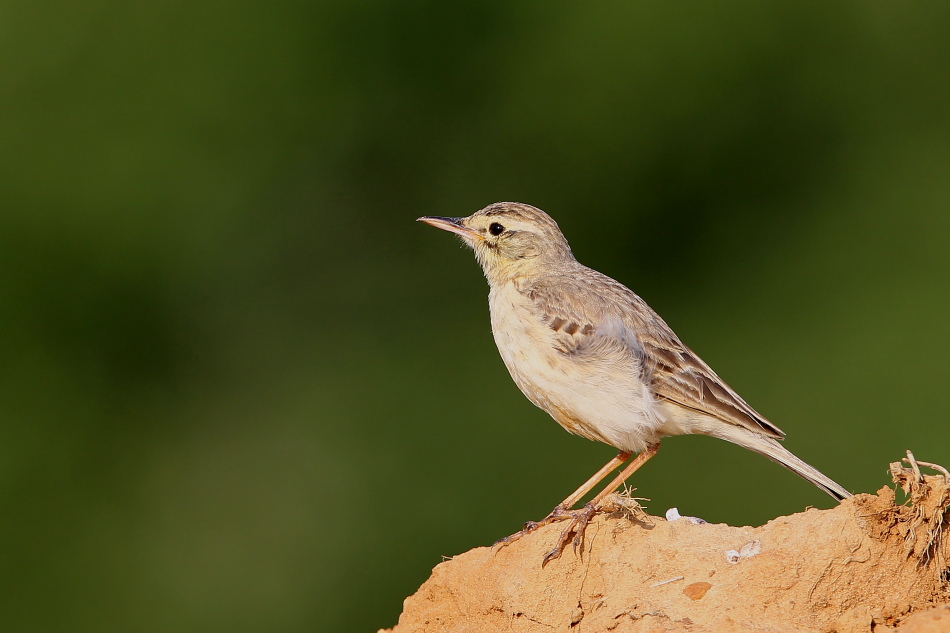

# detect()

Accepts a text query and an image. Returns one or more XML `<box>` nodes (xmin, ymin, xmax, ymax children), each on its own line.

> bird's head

<box><xmin>418</xmin><ymin>202</ymin><xmax>574</xmax><ymax>284</ymax></box>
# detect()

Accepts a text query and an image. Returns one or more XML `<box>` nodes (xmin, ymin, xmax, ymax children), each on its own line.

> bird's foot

<box><xmin>493</xmin><ymin>502</ymin><xmax>601</xmax><ymax>566</ymax></box>
<box><xmin>493</xmin><ymin>503</ymin><xmax>574</xmax><ymax>549</ymax></box>
<box><xmin>541</xmin><ymin>502</ymin><xmax>597</xmax><ymax>566</ymax></box>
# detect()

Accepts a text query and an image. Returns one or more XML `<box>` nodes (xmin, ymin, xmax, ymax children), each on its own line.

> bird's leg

<box><xmin>558</xmin><ymin>450</ymin><xmax>633</xmax><ymax>510</ymax></box>
<box><xmin>494</xmin><ymin>451</ymin><xmax>631</xmax><ymax>549</ymax></box>
<box><xmin>589</xmin><ymin>443</ymin><xmax>659</xmax><ymax>507</ymax></box>
<box><xmin>541</xmin><ymin>443</ymin><xmax>660</xmax><ymax>565</ymax></box>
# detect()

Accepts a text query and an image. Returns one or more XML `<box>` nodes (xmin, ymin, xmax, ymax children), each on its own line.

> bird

<box><xmin>418</xmin><ymin>202</ymin><xmax>850</xmax><ymax>564</ymax></box>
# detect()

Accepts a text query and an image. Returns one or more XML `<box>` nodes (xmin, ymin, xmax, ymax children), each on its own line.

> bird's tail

<box><xmin>704</xmin><ymin>424</ymin><xmax>851</xmax><ymax>501</ymax></box>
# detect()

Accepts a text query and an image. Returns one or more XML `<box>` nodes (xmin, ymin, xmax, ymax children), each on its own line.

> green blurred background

<box><xmin>2</xmin><ymin>2</ymin><xmax>949</xmax><ymax>631</ymax></box>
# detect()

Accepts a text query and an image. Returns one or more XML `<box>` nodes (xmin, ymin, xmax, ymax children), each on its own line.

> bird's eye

<box><xmin>488</xmin><ymin>222</ymin><xmax>505</xmax><ymax>236</ymax></box>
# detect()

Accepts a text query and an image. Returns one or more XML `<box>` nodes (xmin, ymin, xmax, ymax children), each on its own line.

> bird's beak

<box><xmin>417</xmin><ymin>216</ymin><xmax>484</xmax><ymax>241</ymax></box>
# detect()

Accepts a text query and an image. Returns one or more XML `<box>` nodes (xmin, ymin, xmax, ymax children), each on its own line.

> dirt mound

<box><xmin>382</xmin><ymin>456</ymin><xmax>950</xmax><ymax>632</ymax></box>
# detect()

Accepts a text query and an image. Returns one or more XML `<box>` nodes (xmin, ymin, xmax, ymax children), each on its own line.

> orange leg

<box><xmin>494</xmin><ymin>450</ymin><xmax>630</xmax><ymax>549</ymax></box>
<box><xmin>542</xmin><ymin>443</ymin><xmax>659</xmax><ymax>565</ymax></box>
<box><xmin>559</xmin><ymin>450</ymin><xmax>632</xmax><ymax>509</ymax></box>
<box><xmin>589</xmin><ymin>443</ymin><xmax>659</xmax><ymax>506</ymax></box>
<box><xmin>495</xmin><ymin>444</ymin><xmax>662</xmax><ymax>565</ymax></box>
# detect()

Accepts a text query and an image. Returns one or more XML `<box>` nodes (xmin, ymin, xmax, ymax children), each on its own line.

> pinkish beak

<box><xmin>417</xmin><ymin>216</ymin><xmax>484</xmax><ymax>241</ymax></box>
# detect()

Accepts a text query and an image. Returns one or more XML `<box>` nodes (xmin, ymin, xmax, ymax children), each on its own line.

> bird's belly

<box><xmin>489</xmin><ymin>289</ymin><xmax>662</xmax><ymax>453</ymax></box>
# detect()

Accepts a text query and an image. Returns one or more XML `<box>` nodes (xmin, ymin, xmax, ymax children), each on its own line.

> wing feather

<box><xmin>521</xmin><ymin>268</ymin><xmax>785</xmax><ymax>440</ymax></box>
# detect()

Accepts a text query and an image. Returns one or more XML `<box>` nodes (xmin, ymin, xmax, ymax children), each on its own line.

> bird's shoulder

<box><xmin>516</xmin><ymin>265</ymin><xmax>656</xmax><ymax>333</ymax></box>
<box><xmin>513</xmin><ymin>265</ymin><xmax>648</xmax><ymax>359</ymax></box>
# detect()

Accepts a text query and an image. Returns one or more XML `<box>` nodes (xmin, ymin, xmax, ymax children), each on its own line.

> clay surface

<box><xmin>382</xmin><ymin>467</ymin><xmax>950</xmax><ymax>633</ymax></box>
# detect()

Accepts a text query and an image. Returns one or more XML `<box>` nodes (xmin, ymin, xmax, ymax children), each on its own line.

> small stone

<box><xmin>570</xmin><ymin>606</ymin><xmax>584</xmax><ymax>625</ymax></box>
<box><xmin>683</xmin><ymin>582</ymin><xmax>712</xmax><ymax>601</ymax></box>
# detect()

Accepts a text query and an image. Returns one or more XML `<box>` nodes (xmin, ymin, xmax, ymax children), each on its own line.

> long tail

<box><xmin>704</xmin><ymin>424</ymin><xmax>851</xmax><ymax>501</ymax></box>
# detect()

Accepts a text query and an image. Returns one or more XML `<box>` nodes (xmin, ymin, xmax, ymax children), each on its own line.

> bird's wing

<box><xmin>633</xmin><ymin>314</ymin><xmax>785</xmax><ymax>439</ymax></box>
<box><xmin>524</xmin><ymin>269</ymin><xmax>785</xmax><ymax>440</ymax></box>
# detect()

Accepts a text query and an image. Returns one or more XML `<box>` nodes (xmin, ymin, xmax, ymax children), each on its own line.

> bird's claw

<box><xmin>495</xmin><ymin>501</ymin><xmax>601</xmax><ymax>564</ymax></box>
<box><xmin>493</xmin><ymin>504</ymin><xmax>571</xmax><ymax>549</ymax></box>
<box><xmin>541</xmin><ymin>502</ymin><xmax>597</xmax><ymax>566</ymax></box>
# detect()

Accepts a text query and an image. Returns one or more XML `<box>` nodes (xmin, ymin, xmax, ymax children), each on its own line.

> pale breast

<box><xmin>487</xmin><ymin>282</ymin><xmax>664</xmax><ymax>453</ymax></box>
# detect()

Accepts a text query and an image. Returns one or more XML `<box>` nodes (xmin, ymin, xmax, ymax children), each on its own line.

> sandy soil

<box><xmin>382</xmin><ymin>458</ymin><xmax>950</xmax><ymax>633</ymax></box>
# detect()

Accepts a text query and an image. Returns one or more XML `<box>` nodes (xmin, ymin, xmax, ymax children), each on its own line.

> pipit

<box><xmin>419</xmin><ymin>202</ymin><xmax>850</xmax><ymax>564</ymax></box>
